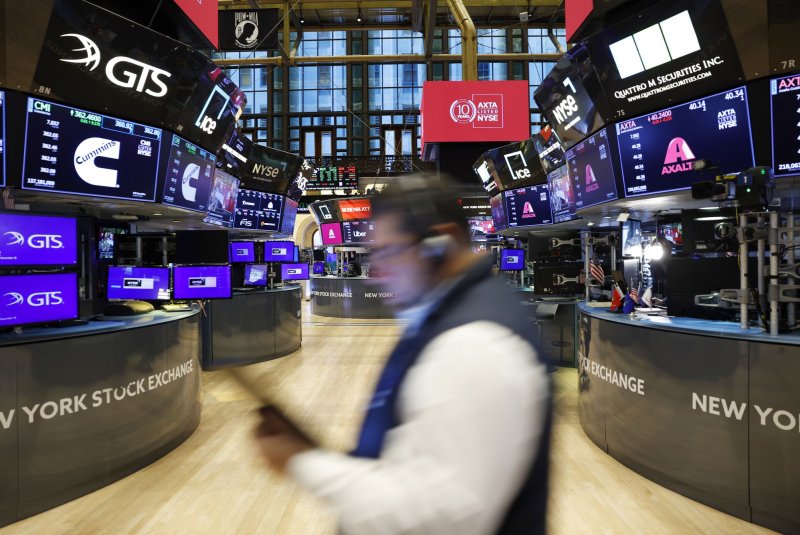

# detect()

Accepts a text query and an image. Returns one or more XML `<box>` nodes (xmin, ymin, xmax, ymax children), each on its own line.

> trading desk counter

<box><xmin>0</xmin><ymin>310</ymin><xmax>201</xmax><ymax>527</ymax></box>
<box><xmin>310</xmin><ymin>276</ymin><xmax>394</xmax><ymax>319</ymax></box>
<box><xmin>201</xmin><ymin>285</ymin><xmax>302</xmax><ymax>370</ymax></box>
<box><xmin>577</xmin><ymin>304</ymin><xmax>800</xmax><ymax>533</ymax></box>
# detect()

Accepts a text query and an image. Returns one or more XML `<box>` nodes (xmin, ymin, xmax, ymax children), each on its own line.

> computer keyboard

<box><xmin>161</xmin><ymin>303</ymin><xmax>192</xmax><ymax>312</ymax></box>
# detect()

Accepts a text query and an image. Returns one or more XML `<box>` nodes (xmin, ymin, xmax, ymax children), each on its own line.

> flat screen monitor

<box><xmin>326</xmin><ymin>253</ymin><xmax>338</xmax><ymax>264</ymax></box>
<box><xmin>0</xmin><ymin>212</ymin><xmax>78</xmax><ymax>266</ymax></box>
<box><xmin>175</xmin><ymin>230</ymin><xmax>230</xmax><ymax>265</ymax></box>
<box><xmin>0</xmin><ymin>273</ymin><xmax>79</xmax><ymax>327</ymax></box>
<box><xmin>233</xmin><ymin>189</ymin><xmax>284</xmax><ymax>231</ymax></box>
<box><xmin>173</xmin><ymin>265</ymin><xmax>232</xmax><ymax>299</ymax></box>
<box><xmin>98</xmin><ymin>227</ymin><xmax>127</xmax><ymax>261</ymax></box>
<box><xmin>161</xmin><ymin>134</ymin><xmax>216</xmax><ymax>212</ymax></box>
<box><xmin>204</xmin><ymin>169</ymin><xmax>240</xmax><ymax>228</ymax></box>
<box><xmin>771</xmin><ymin>73</ymin><xmax>800</xmax><ymax>176</ymax></box>
<box><xmin>229</xmin><ymin>242</ymin><xmax>255</xmax><ymax>263</ymax></box>
<box><xmin>489</xmin><ymin>195</ymin><xmax>508</xmax><ymax>232</ymax></box>
<box><xmin>293</xmin><ymin>245</ymin><xmax>300</xmax><ymax>262</ymax></box>
<box><xmin>485</xmin><ymin>139</ymin><xmax>548</xmax><ymax>192</ymax></box>
<box><xmin>306</xmin><ymin>166</ymin><xmax>359</xmax><ymax>191</ymax></box>
<box><xmin>337</xmin><ymin>198</ymin><xmax>373</xmax><ymax>221</ymax></box>
<box><xmin>504</xmin><ymin>185</ymin><xmax>554</xmax><ymax>227</ymax></box>
<box><xmin>240</xmin><ymin>144</ymin><xmax>301</xmax><ymax>194</ymax></box>
<box><xmin>616</xmin><ymin>86</ymin><xmax>755</xmax><ymax>197</ymax></box>
<box><xmin>312</xmin><ymin>261</ymin><xmax>325</xmax><ymax>275</ymax></box>
<box><xmin>220</xmin><ymin>129</ymin><xmax>253</xmax><ymax>177</ymax></box>
<box><xmin>22</xmin><ymin>97</ymin><xmax>162</xmax><ymax>202</ymax></box>
<box><xmin>281</xmin><ymin>263</ymin><xmax>310</xmax><ymax>281</ymax></box>
<box><xmin>243</xmin><ymin>264</ymin><xmax>268</xmax><ymax>286</ymax></box>
<box><xmin>107</xmin><ymin>266</ymin><xmax>171</xmax><ymax>301</ymax></box>
<box><xmin>566</xmin><ymin>128</ymin><xmax>619</xmax><ymax>209</ymax></box>
<box><xmin>320</xmin><ymin>222</ymin><xmax>343</xmax><ymax>245</ymax></box>
<box><xmin>500</xmin><ymin>249</ymin><xmax>525</xmax><ymax>271</ymax></box>
<box><xmin>263</xmin><ymin>241</ymin><xmax>294</xmax><ymax>262</ymax></box>
<box><xmin>342</xmin><ymin>221</ymin><xmax>376</xmax><ymax>244</ymax></box>
<box><xmin>532</xmin><ymin>125</ymin><xmax>566</xmax><ymax>175</ymax></box>
<box><xmin>468</xmin><ymin>217</ymin><xmax>495</xmax><ymax>236</ymax></box>
<box><xmin>547</xmin><ymin>166</ymin><xmax>577</xmax><ymax>223</ymax></box>
<box><xmin>310</xmin><ymin>200</ymin><xmax>341</xmax><ymax>225</ymax></box>
<box><xmin>0</xmin><ymin>91</ymin><xmax>5</xmax><ymax>186</ymax></box>
<box><xmin>280</xmin><ymin>198</ymin><xmax>299</xmax><ymax>236</ymax></box>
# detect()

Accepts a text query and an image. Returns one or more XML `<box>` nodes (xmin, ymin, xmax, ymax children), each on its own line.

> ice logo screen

<box><xmin>74</xmin><ymin>137</ymin><xmax>121</xmax><ymax>188</ymax></box>
<box><xmin>662</xmin><ymin>137</ymin><xmax>696</xmax><ymax>174</ymax></box>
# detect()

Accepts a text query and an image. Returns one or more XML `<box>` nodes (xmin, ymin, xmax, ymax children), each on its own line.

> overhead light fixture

<box><xmin>644</xmin><ymin>241</ymin><xmax>664</xmax><ymax>260</ymax></box>
<box><xmin>695</xmin><ymin>216</ymin><xmax>733</xmax><ymax>222</ymax></box>
<box><xmin>616</xmin><ymin>212</ymin><xmax>630</xmax><ymax>222</ymax></box>
<box><xmin>299</xmin><ymin>4</ymin><xmax>305</xmax><ymax>24</ymax></box>
<box><xmin>357</xmin><ymin>4</ymin><xmax>362</xmax><ymax>22</ymax></box>
<box><xmin>153</xmin><ymin>212</ymin><xmax>163</xmax><ymax>216</ymax></box>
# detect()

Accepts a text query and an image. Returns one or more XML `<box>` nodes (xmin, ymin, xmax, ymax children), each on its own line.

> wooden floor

<box><xmin>3</xmin><ymin>304</ymin><xmax>776</xmax><ymax>535</ymax></box>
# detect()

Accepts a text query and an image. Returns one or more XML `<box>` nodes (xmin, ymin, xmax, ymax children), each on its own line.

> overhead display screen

<box><xmin>586</xmin><ymin>0</ymin><xmax>744</xmax><ymax>118</ymax></box>
<box><xmin>22</xmin><ymin>97</ymin><xmax>163</xmax><ymax>201</ymax></box>
<box><xmin>320</xmin><ymin>222</ymin><xmax>343</xmax><ymax>245</ymax></box>
<box><xmin>233</xmin><ymin>189</ymin><xmax>284</xmax><ymax>232</ymax></box>
<box><xmin>240</xmin><ymin>144</ymin><xmax>303</xmax><ymax>194</ymax></box>
<box><xmin>534</xmin><ymin>43</ymin><xmax>609</xmax><ymax>148</ymax></box>
<box><xmin>566</xmin><ymin>128</ymin><xmax>619</xmax><ymax>209</ymax></box>
<box><xmin>310</xmin><ymin>200</ymin><xmax>342</xmax><ymax>225</ymax></box>
<box><xmin>0</xmin><ymin>273</ymin><xmax>79</xmax><ymax>327</ymax></box>
<box><xmin>617</xmin><ymin>86</ymin><xmax>754</xmax><ymax>196</ymax></box>
<box><xmin>547</xmin><ymin>166</ymin><xmax>577</xmax><ymax>224</ymax></box>
<box><xmin>771</xmin><ymin>73</ymin><xmax>800</xmax><ymax>176</ymax></box>
<box><xmin>173</xmin><ymin>265</ymin><xmax>232</xmax><ymax>299</ymax></box>
<box><xmin>485</xmin><ymin>139</ymin><xmax>548</xmax><ymax>192</ymax></box>
<box><xmin>342</xmin><ymin>220</ymin><xmax>376</xmax><ymax>244</ymax></box>
<box><xmin>280</xmin><ymin>198</ymin><xmax>299</xmax><ymax>236</ymax></box>
<box><xmin>161</xmin><ymin>134</ymin><xmax>216</xmax><ymax>212</ymax></box>
<box><xmin>204</xmin><ymin>169</ymin><xmax>240</xmax><ymax>228</ymax></box>
<box><xmin>489</xmin><ymin>194</ymin><xmax>508</xmax><ymax>232</ymax></box>
<box><xmin>220</xmin><ymin>129</ymin><xmax>253</xmax><ymax>177</ymax></box>
<box><xmin>0</xmin><ymin>91</ymin><xmax>5</xmax><ymax>186</ymax></box>
<box><xmin>532</xmin><ymin>125</ymin><xmax>566</xmax><ymax>175</ymax></box>
<box><xmin>0</xmin><ymin>213</ymin><xmax>78</xmax><ymax>266</ymax></box>
<box><xmin>503</xmin><ymin>185</ymin><xmax>553</xmax><ymax>227</ymax></box>
<box><xmin>107</xmin><ymin>266</ymin><xmax>171</xmax><ymax>301</ymax></box>
<box><xmin>306</xmin><ymin>166</ymin><xmax>359</xmax><ymax>191</ymax></box>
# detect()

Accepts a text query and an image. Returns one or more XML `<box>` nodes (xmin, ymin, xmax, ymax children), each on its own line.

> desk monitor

<box><xmin>0</xmin><ymin>212</ymin><xmax>78</xmax><ymax>266</ymax></box>
<box><xmin>312</xmin><ymin>261</ymin><xmax>325</xmax><ymax>275</ymax></box>
<box><xmin>230</xmin><ymin>241</ymin><xmax>255</xmax><ymax>263</ymax></box>
<box><xmin>281</xmin><ymin>263</ymin><xmax>310</xmax><ymax>281</ymax></box>
<box><xmin>173</xmin><ymin>265</ymin><xmax>232</xmax><ymax>299</ymax></box>
<box><xmin>263</xmin><ymin>241</ymin><xmax>294</xmax><ymax>262</ymax></box>
<box><xmin>175</xmin><ymin>230</ymin><xmax>229</xmax><ymax>265</ymax></box>
<box><xmin>500</xmin><ymin>249</ymin><xmax>525</xmax><ymax>271</ymax></box>
<box><xmin>107</xmin><ymin>266</ymin><xmax>171</xmax><ymax>301</ymax></box>
<box><xmin>243</xmin><ymin>264</ymin><xmax>268</xmax><ymax>286</ymax></box>
<box><xmin>0</xmin><ymin>273</ymin><xmax>79</xmax><ymax>327</ymax></box>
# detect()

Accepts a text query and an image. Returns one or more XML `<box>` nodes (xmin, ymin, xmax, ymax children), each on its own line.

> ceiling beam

<box><xmin>218</xmin><ymin>1</ymin><xmax>562</xmax><ymax>9</ymax></box>
<box><xmin>214</xmin><ymin>52</ymin><xmax>560</xmax><ymax>66</ymax></box>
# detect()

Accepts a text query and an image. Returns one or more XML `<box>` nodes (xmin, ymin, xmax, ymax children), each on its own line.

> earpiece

<box><xmin>419</xmin><ymin>234</ymin><xmax>457</xmax><ymax>264</ymax></box>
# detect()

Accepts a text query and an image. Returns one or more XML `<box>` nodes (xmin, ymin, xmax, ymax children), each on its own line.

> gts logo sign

<box><xmin>3</xmin><ymin>291</ymin><xmax>64</xmax><ymax>307</ymax></box>
<box><xmin>3</xmin><ymin>232</ymin><xmax>64</xmax><ymax>249</ymax></box>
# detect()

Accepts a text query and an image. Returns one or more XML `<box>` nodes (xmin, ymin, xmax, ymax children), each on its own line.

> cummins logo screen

<box><xmin>22</xmin><ymin>97</ymin><xmax>162</xmax><ymax>202</ymax></box>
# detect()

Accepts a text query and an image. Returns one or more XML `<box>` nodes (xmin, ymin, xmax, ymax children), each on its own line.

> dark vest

<box><xmin>351</xmin><ymin>258</ymin><xmax>552</xmax><ymax>535</ymax></box>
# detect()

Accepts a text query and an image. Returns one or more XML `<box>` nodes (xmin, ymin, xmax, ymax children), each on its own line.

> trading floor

<box><xmin>1</xmin><ymin>304</ymin><xmax>776</xmax><ymax>535</ymax></box>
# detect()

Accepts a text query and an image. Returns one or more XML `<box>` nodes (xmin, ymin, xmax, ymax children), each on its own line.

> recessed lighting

<box><xmin>699</xmin><ymin>207</ymin><xmax>720</xmax><ymax>211</ymax></box>
<box><xmin>172</xmin><ymin>219</ymin><xmax>182</xmax><ymax>223</ymax></box>
<box><xmin>695</xmin><ymin>216</ymin><xmax>733</xmax><ymax>222</ymax></box>
<box><xmin>153</xmin><ymin>212</ymin><xmax>162</xmax><ymax>216</ymax></box>
<box><xmin>587</xmin><ymin>222</ymin><xmax>595</xmax><ymax>226</ymax></box>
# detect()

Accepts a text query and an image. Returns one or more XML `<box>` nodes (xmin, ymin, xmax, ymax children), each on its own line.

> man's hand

<box><xmin>254</xmin><ymin>406</ymin><xmax>315</xmax><ymax>473</ymax></box>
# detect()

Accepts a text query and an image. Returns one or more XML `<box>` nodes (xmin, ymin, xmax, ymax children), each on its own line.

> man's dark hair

<box><xmin>372</xmin><ymin>174</ymin><xmax>471</xmax><ymax>239</ymax></box>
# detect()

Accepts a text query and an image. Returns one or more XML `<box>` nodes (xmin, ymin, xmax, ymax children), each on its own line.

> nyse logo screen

<box><xmin>0</xmin><ymin>273</ymin><xmax>78</xmax><ymax>327</ymax></box>
<box><xmin>22</xmin><ymin>98</ymin><xmax>162</xmax><ymax>202</ymax></box>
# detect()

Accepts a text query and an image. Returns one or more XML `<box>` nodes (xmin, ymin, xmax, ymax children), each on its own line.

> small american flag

<box><xmin>589</xmin><ymin>260</ymin><xmax>605</xmax><ymax>284</ymax></box>
<box><xmin>630</xmin><ymin>283</ymin><xmax>640</xmax><ymax>304</ymax></box>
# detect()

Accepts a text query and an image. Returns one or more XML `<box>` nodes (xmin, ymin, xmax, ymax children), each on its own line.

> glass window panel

<box><xmin>319</xmin><ymin>89</ymin><xmax>332</xmax><ymax>111</ymax></box>
<box><xmin>432</xmin><ymin>63</ymin><xmax>444</xmax><ymax>81</ymax></box>
<box><xmin>448</xmin><ymin>29</ymin><xmax>461</xmax><ymax>54</ymax></box>
<box><xmin>289</xmin><ymin>117</ymin><xmax>300</xmax><ymax>126</ymax></box>
<box><xmin>368</xmin><ymin>65</ymin><xmax>381</xmax><ymax>87</ymax></box>
<box><xmin>337</xmin><ymin>128</ymin><xmax>347</xmax><ymax>138</ymax></box>
<box><xmin>353</xmin><ymin>140</ymin><xmax>364</xmax><ymax>156</ymax></box>
<box><xmin>381</xmin><ymin>115</ymin><xmax>392</xmax><ymax>125</ymax></box>
<box><xmin>304</xmin><ymin>132</ymin><xmax>316</xmax><ymax>157</ymax></box>
<box><xmin>353</xmin><ymin>65</ymin><xmax>363</xmax><ymax>87</ymax></box>
<box><xmin>240</xmin><ymin>68</ymin><xmax>253</xmax><ymax>89</ymax></box>
<box><xmin>401</xmin><ymin>130</ymin><xmax>412</xmax><ymax>156</ymax></box>
<box><xmin>383</xmin><ymin>88</ymin><xmax>396</xmax><ymax>109</ymax></box>
<box><xmin>321</xmin><ymin>132</ymin><xmax>332</xmax><ymax>157</ymax></box>
<box><xmin>301</xmin><ymin>116</ymin><xmax>312</xmax><ymax>126</ymax></box>
<box><xmin>303</xmin><ymin>90</ymin><xmax>317</xmax><ymax>112</ymax></box>
<box><xmin>336</xmin><ymin>139</ymin><xmax>347</xmax><ymax>150</ymax></box>
<box><xmin>368</xmin><ymin>89</ymin><xmax>381</xmax><ymax>110</ymax></box>
<box><xmin>303</xmin><ymin>67</ymin><xmax>318</xmax><ymax>89</ymax></box>
<box><xmin>289</xmin><ymin>67</ymin><xmax>301</xmax><ymax>90</ymax></box>
<box><xmin>290</xmin><ymin>140</ymin><xmax>300</xmax><ymax>151</ymax></box>
<box><xmin>449</xmin><ymin>63</ymin><xmax>462</xmax><ymax>81</ymax></box>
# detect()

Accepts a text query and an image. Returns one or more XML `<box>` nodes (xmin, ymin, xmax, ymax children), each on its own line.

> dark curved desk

<box><xmin>0</xmin><ymin>310</ymin><xmax>202</xmax><ymax>527</ymax></box>
<box><xmin>577</xmin><ymin>304</ymin><xmax>800</xmax><ymax>533</ymax></box>
<box><xmin>201</xmin><ymin>285</ymin><xmax>302</xmax><ymax>370</ymax></box>
<box><xmin>310</xmin><ymin>276</ymin><xmax>394</xmax><ymax>319</ymax></box>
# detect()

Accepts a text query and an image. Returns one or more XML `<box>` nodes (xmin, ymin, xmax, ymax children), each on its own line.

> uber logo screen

<box><xmin>22</xmin><ymin>97</ymin><xmax>162</xmax><ymax>202</ymax></box>
<box><xmin>342</xmin><ymin>220</ymin><xmax>376</xmax><ymax>244</ymax></box>
<box><xmin>162</xmin><ymin>133</ymin><xmax>216</xmax><ymax>212</ymax></box>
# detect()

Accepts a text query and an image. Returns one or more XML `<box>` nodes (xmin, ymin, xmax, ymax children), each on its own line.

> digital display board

<box><xmin>305</xmin><ymin>166</ymin><xmax>359</xmax><ymax>191</ymax></box>
<box><xmin>0</xmin><ymin>273</ymin><xmax>79</xmax><ymax>327</ymax></box>
<box><xmin>233</xmin><ymin>189</ymin><xmax>284</xmax><ymax>232</ymax></box>
<box><xmin>281</xmin><ymin>263</ymin><xmax>310</xmax><ymax>281</ymax></box>
<box><xmin>547</xmin><ymin>166</ymin><xmax>577</xmax><ymax>223</ymax></box>
<box><xmin>616</xmin><ymin>86</ymin><xmax>754</xmax><ymax>196</ymax></box>
<box><xmin>310</xmin><ymin>200</ymin><xmax>341</xmax><ymax>225</ymax></box>
<box><xmin>280</xmin><ymin>198</ymin><xmax>299</xmax><ymax>236</ymax></box>
<box><xmin>0</xmin><ymin>91</ymin><xmax>5</xmax><ymax>186</ymax></box>
<box><xmin>173</xmin><ymin>265</ymin><xmax>232</xmax><ymax>299</ymax></box>
<box><xmin>503</xmin><ymin>185</ymin><xmax>553</xmax><ymax>227</ymax></box>
<box><xmin>161</xmin><ymin>134</ymin><xmax>216</xmax><ymax>212</ymax></box>
<box><xmin>489</xmin><ymin>194</ymin><xmax>508</xmax><ymax>232</ymax></box>
<box><xmin>500</xmin><ymin>249</ymin><xmax>525</xmax><ymax>271</ymax></box>
<box><xmin>240</xmin><ymin>144</ymin><xmax>303</xmax><ymax>194</ymax></box>
<box><xmin>342</xmin><ymin>221</ymin><xmax>376</xmax><ymax>244</ymax></box>
<box><xmin>204</xmin><ymin>169</ymin><xmax>240</xmax><ymax>228</ymax></box>
<box><xmin>229</xmin><ymin>241</ymin><xmax>255</xmax><ymax>263</ymax></box>
<box><xmin>566</xmin><ymin>128</ymin><xmax>619</xmax><ymax>209</ymax></box>
<box><xmin>771</xmin><ymin>73</ymin><xmax>800</xmax><ymax>176</ymax></box>
<box><xmin>220</xmin><ymin>129</ymin><xmax>253</xmax><ymax>177</ymax></box>
<box><xmin>244</xmin><ymin>264</ymin><xmax>268</xmax><ymax>287</ymax></box>
<box><xmin>320</xmin><ymin>222</ymin><xmax>343</xmax><ymax>245</ymax></box>
<box><xmin>0</xmin><ymin>212</ymin><xmax>78</xmax><ymax>266</ymax></box>
<box><xmin>263</xmin><ymin>241</ymin><xmax>294</xmax><ymax>262</ymax></box>
<box><xmin>22</xmin><ymin>97</ymin><xmax>162</xmax><ymax>202</ymax></box>
<box><xmin>532</xmin><ymin>125</ymin><xmax>566</xmax><ymax>175</ymax></box>
<box><xmin>468</xmin><ymin>217</ymin><xmax>495</xmax><ymax>236</ymax></box>
<box><xmin>107</xmin><ymin>266</ymin><xmax>171</xmax><ymax>301</ymax></box>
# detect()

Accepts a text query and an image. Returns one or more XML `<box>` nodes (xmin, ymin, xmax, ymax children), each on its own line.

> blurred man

<box><xmin>255</xmin><ymin>175</ymin><xmax>552</xmax><ymax>535</ymax></box>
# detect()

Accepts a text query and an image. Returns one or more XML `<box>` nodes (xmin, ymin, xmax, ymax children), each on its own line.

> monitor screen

<box><xmin>312</xmin><ymin>261</ymin><xmax>325</xmax><ymax>275</ymax></box>
<box><xmin>566</xmin><ymin>128</ymin><xmax>619</xmax><ymax>209</ymax></box>
<box><xmin>175</xmin><ymin>230</ymin><xmax>230</xmax><ymax>265</ymax></box>
<box><xmin>280</xmin><ymin>197</ymin><xmax>299</xmax><ymax>236</ymax></box>
<box><xmin>204</xmin><ymin>169</ymin><xmax>240</xmax><ymax>228</ymax></box>
<box><xmin>98</xmin><ymin>227</ymin><xmax>127</xmax><ymax>261</ymax></box>
<box><xmin>263</xmin><ymin>241</ymin><xmax>294</xmax><ymax>262</ymax></box>
<box><xmin>240</xmin><ymin>143</ymin><xmax>302</xmax><ymax>194</ymax></box>
<box><xmin>489</xmin><ymin>139</ymin><xmax>548</xmax><ymax>190</ymax></box>
<box><xmin>233</xmin><ymin>189</ymin><xmax>284</xmax><ymax>231</ymax></box>
<box><xmin>173</xmin><ymin>265</ymin><xmax>232</xmax><ymax>299</ymax></box>
<box><xmin>243</xmin><ymin>264</ymin><xmax>268</xmax><ymax>286</ymax></box>
<box><xmin>161</xmin><ymin>134</ymin><xmax>216</xmax><ymax>212</ymax></box>
<box><xmin>107</xmin><ymin>266</ymin><xmax>171</xmax><ymax>301</ymax></box>
<box><xmin>0</xmin><ymin>273</ymin><xmax>79</xmax><ymax>327</ymax></box>
<box><xmin>771</xmin><ymin>73</ymin><xmax>800</xmax><ymax>176</ymax></box>
<box><xmin>0</xmin><ymin>91</ymin><xmax>5</xmax><ymax>186</ymax></box>
<box><xmin>489</xmin><ymin>194</ymin><xmax>508</xmax><ymax>231</ymax></box>
<box><xmin>220</xmin><ymin>129</ymin><xmax>253</xmax><ymax>177</ymax></box>
<box><xmin>326</xmin><ymin>253</ymin><xmax>337</xmax><ymax>264</ymax></box>
<box><xmin>547</xmin><ymin>166</ymin><xmax>577</xmax><ymax>223</ymax></box>
<box><xmin>0</xmin><ymin>212</ymin><xmax>78</xmax><ymax>266</ymax></box>
<box><xmin>22</xmin><ymin>97</ymin><xmax>163</xmax><ymax>202</ymax></box>
<box><xmin>229</xmin><ymin>242</ymin><xmax>255</xmax><ymax>263</ymax></box>
<box><xmin>616</xmin><ymin>86</ymin><xmax>754</xmax><ymax>196</ymax></box>
<box><xmin>310</xmin><ymin>200</ymin><xmax>341</xmax><ymax>224</ymax></box>
<box><xmin>306</xmin><ymin>166</ymin><xmax>359</xmax><ymax>191</ymax></box>
<box><xmin>504</xmin><ymin>185</ymin><xmax>554</xmax><ymax>227</ymax></box>
<box><xmin>532</xmin><ymin>125</ymin><xmax>566</xmax><ymax>175</ymax></box>
<box><xmin>500</xmin><ymin>249</ymin><xmax>525</xmax><ymax>271</ymax></box>
<box><xmin>468</xmin><ymin>217</ymin><xmax>495</xmax><ymax>236</ymax></box>
<box><xmin>342</xmin><ymin>220</ymin><xmax>376</xmax><ymax>244</ymax></box>
<box><xmin>337</xmin><ymin>198</ymin><xmax>373</xmax><ymax>221</ymax></box>
<box><xmin>320</xmin><ymin>222</ymin><xmax>343</xmax><ymax>245</ymax></box>
<box><xmin>281</xmin><ymin>263</ymin><xmax>310</xmax><ymax>281</ymax></box>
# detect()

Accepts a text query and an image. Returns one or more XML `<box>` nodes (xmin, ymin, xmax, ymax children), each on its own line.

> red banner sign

<box><xmin>337</xmin><ymin>198</ymin><xmax>372</xmax><ymax>221</ymax></box>
<box><xmin>174</xmin><ymin>0</ymin><xmax>219</xmax><ymax>48</ymax></box>
<box><xmin>566</xmin><ymin>0</ymin><xmax>594</xmax><ymax>42</ymax></box>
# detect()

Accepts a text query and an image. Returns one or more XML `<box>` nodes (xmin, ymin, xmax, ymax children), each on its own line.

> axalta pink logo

<box><xmin>662</xmin><ymin>137</ymin><xmax>695</xmax><ymax>175</ymax></box>
<box><xmin>522</xmin><ymin>202</ymin><xmax>536</xmax><ymax>218</ymax></box>
<box><xmin>585</xmin><ymin>164</ymin><xmax>599</xmax><ymax>193</ymax></box>
<box><xmin>778</xmin><ymin>75</ymin><xmax>800</xmax><ymax>91</ymax></box>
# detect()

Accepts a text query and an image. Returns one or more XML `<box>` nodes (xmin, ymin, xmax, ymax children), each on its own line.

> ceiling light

<box><xmin>695</xmin><ymin>216</ymin><xmax>733</xmax><ymax>222</ymax></box>
<box><xmin>153</xmin><ymin>212</ymin><xmax>162</xmax><ymax>216</ymax></box>
<box><xmin>645</xmin><ymin>241</ymin><xmax>664</xmax><ymax>260</ymax></box>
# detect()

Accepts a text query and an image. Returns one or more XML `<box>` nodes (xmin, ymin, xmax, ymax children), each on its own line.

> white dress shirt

<box><xmin>288</xmin><ymin>320</ymin><xmax>550</xmax><ymax>535</ymax></box>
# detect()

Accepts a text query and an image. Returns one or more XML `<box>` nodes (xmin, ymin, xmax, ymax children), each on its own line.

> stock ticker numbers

<box><xmin>771</xmin><ymin>73</ymin><xmax>800</xmax><ymax>176</ymax></box>
<box><xmin>305</xmin><ymin>166</ymin><xmax>359</xmax><ymax>191</ymax></box>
